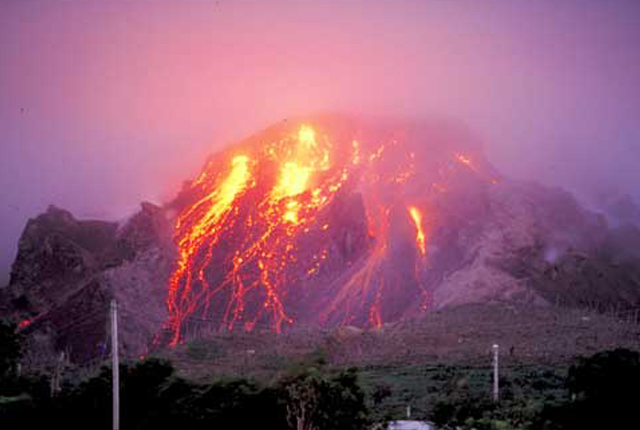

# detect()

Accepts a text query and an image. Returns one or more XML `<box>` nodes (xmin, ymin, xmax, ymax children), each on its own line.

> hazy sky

<box><xmin>1</xmin><ymin>1</ymin><xmax>640</xmax><ymax>284</ymax></box>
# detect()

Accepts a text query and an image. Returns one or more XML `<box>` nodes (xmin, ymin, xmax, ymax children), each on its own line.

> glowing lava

<box><xmin>408</xmin><ymin>206</ymin><xmax>426</xmax><ymax>256</ymax></box>
<box><xmin>168</xmin><ymin>155</ymin><xmax>252</xmax><ymax>344</ymax></box>
<box><xmin>166</xmin><ymin>124</ymin><xmax>352</xmax><ymax>344</ymax></box>
<box><xmin>165</xmin><ymin>119</ymin><xmax>495</xmax><ymax>344</ymax></box>
<box><xmin>270</xmin><ymin>125</ymin><xmax>330</xmax><ymax>224</ymax></box>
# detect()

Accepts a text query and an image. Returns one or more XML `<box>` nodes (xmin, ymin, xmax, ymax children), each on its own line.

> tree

<box><xmin>284</xmin><ymin>370</ymin><xmax>323</xmax><ymax>430</ymax></box>
<box><xmin>280</xmin><ymin>366</ymin><xmax>369</xmax><ymax>430</ymax></box>
<box><xmin>550</xmin><ymin>348</ymin><xmax>640</xmax><ymax>429</ymax></box>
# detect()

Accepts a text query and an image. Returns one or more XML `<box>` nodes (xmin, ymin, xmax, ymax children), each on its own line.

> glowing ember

<box><xmin>17</xmin><ymin>319</ymin><xmax>32</xmax><ymax>331</ymax></box>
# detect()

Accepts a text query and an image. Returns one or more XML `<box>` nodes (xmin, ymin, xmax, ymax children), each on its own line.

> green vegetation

<box><xmin>359</xmin><ymin>363</ymin><xmax>567</xmax><ymax>425</ymax></box>
<box><xmin>0</xmin><ymin>328</ymin><xmax>369</xmax><ymax>429</ymax></box>
<box><xmin>3</xmin><ymin>318</ymin><xmax>640</xmax><ymax>429</ymax></box>
<box><xmin>543</xmin><ymin>348</ymin><xmax>640</xmax><ymax>429</ymax></box>
<box><xmin>279</xmin><ymin>363</ymin><xmax>369</xmax><ymax>430</ymax></box>
<box><xmin>425</xmin><ymin>349</ymin><xmax>640</xmax><ymax>429</ymax></box>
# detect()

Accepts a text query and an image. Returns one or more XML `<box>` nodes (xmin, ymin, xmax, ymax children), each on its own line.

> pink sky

<box><xmin>1</xmin><ymin>1</ymin><xmax>640</xmax><ymax>283</ymax></box>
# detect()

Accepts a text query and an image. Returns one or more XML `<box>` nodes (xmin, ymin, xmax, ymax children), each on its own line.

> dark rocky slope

<box><xmin>2</xmin><ymin>117</ymin><xmax>640</xmax><ymax>365</ymax></box>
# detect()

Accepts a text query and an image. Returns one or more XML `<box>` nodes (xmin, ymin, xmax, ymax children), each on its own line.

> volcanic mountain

<box><xmin>3</xmin><ymin>115</ymin><xmax>640</xmax><ymax>363</ymax></box>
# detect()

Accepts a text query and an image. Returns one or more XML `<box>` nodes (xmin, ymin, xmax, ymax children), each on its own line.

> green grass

<box><xmin>358</xmin><ymin>363</ymin><xmax>568</xmax><ymax>423</ymax></box>
<box><xmin>162</xmin><ymin>303</ymin><xmax>630</xmax><ymax>424</ymax></box>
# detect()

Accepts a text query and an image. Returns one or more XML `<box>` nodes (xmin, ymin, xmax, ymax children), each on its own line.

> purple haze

<box><xmin>1</xmin><ymin>0</ymin><xmax>640</xmax><ymax>284</ymax></box>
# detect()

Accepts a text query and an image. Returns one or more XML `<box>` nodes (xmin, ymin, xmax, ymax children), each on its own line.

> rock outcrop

<box><xmin>0</xmin><ymin>203</ymin><xmax>174</xmax><ymax>364</ymax></box>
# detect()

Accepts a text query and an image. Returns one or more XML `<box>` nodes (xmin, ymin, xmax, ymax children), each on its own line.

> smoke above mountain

<box><xmin>1</xmin><ymin>1</ymin><xmax>640</xmax><ymax>285</ymax></box>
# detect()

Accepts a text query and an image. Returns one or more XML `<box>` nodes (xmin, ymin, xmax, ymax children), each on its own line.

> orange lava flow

<box><xmin>166</xmin><ymin>125</ymin><xmax>352</xmax><ymax>344</ymax></box>
<box><xmin>165</xmin><ymin>121</ymin><xmax>496</xmax><ymax>344</ymax></box>
<box><xmin>408</xmin><ymin>206</ymin><xmax>427</xmax><ymax>256</ymax></box>
<box><xmin>167</xmin><ymin>155</ymin><xmax>252</xmax><ymax>345</ymax></box>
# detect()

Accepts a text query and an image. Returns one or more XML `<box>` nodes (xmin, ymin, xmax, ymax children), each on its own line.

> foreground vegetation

<box><xmin>426</xmin><ymin>347</ymin><xmax>640</xmax><ymax>430</ymax></box>
<box><xmin>2</xmin><ymin>319</ymin><xmax>640</xmax><ymax>429</ymax></box>
<box><xmin>1</xmin><ymin>321</ymin><xmax>367</xmax><ymax>429</ymax></box>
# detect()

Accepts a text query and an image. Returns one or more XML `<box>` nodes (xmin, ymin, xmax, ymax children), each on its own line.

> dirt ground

<box><xmin>163</xmin><ymin>303</ymin><xmax>640</xmax><ymax>380</ymax></box>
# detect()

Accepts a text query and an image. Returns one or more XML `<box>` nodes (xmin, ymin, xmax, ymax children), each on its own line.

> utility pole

<box><xmin>50</xmin><ymin>351</ymin><xmax>65</xmax><ymax>397</ymax></box>
<box><xmin>492</xmin><ymin>344</ymin><xmax>499</xmax><ymax>402</ymax></box>
<box><xmin>111</xmin><ymin>300</ymin><xmax>120</xmax><ymax>430</ymax></box>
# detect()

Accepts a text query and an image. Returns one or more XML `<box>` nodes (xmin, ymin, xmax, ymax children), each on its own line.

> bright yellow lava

<box><xmin>408</xmin><ymin>206</ymin><xmax>426</xmax><ymax>256</ymax></box>
<box><xmin>168</xmin><ymin>154</ymin><xmax>252</xmax><ymax>345</ymax></box>
<box><xmin>192</xmin><ymin>156</ymin><xmax>250</xmax><ymax>234</ymax></box>
<box><xmin>270</xmin><ymin>125</ymin><xmax>330</xmax><ymax>224</ymax></box>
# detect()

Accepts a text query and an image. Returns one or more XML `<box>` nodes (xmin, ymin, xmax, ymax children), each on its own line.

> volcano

<box><xmin>162</xmin><ymin>115</ymin><xmax>503</xmax><ymax>344</ymax></box>
<box><xmin>4</xmin><ymin>115</ymin><xmax>640</xmax><ymax>362</ymax></box>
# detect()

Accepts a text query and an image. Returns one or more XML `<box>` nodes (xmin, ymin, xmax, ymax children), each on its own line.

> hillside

<box><xmin>1</xmin><ymin>115</ymin><xmax>640</xmax><ymax>365</ymax></box>
<box><xmin>161</xmin><ymin>303</ymin><xmax>640</xmax><ymax>420</ymax></box>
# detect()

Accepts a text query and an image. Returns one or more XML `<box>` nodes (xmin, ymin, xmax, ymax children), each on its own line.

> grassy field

<box><xmin>156</xmin><ymin>303</ymin><xmax>640</xmax><ymax>422</ymax></box>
